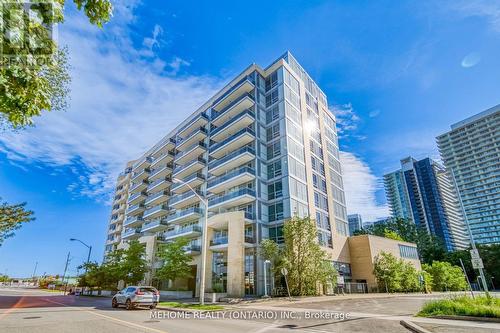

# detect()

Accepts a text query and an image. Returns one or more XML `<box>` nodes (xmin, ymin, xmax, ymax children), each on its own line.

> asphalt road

<box><xmin>0</xmin><ymin>287</ymin><xmax>498</xmax><ymax>333</ymax></box>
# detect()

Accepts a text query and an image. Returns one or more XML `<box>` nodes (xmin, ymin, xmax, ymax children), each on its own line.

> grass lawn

<box><xmin>158</xmin><ymin>301</ymin><xmax>224</xmax><ymax>311</ymax></box>
<box><xmin>418</xmin><ymin>295</ymin><xmax>500</xmax><ymax>318</ymax></box>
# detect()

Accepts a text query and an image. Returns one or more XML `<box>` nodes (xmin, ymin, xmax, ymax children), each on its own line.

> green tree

<box><xmin>0</xmin><ymin>274</ymin><xmax>10</xmax><ymax>282</ymax></box>
<box><xmin>281</xmin><ymin>216</ymin><xmax>331</xmax><ymax>296</ymax></box>
<box><xmin>155</xmin><ymin>237</ymin><xmax>192</xmax><ymax>289</ymax></box>
<box><xmin>400</xmin><ymin>261</ymin><xmax>421</xmax><ymax>292</ymax></box>
<box><xmin>373</xmin><ymin>252</ymin><xmax>404</xmax><ymax>292</ymax></box>
<box><xmin>423</xmin><ymin>261</ymin><xmax>467</xmax><ymax>291</ymax></box>
<box><xmin>121</xmin><ymin>240</ymin><xmax>148</xmax><ymax>285</ymax></box>
<box><xmin>0</xmin><ymin>198</ymin><xmax>35</xmax><ymax>246</ymax></box>
<box><xmin>384</xmin><ymin>229</ymin><xmax>404</xmax><ymax>241</ymax></box>
<box><xmin>0</xmin><ymin>0</ymin><xmax>112</xmax><ymax>128</ymax></box>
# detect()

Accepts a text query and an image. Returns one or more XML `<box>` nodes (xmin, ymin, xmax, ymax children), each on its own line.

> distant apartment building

<box><xmin>437</xmin><ymin>105</ymin><xmax>500</xmax><ymax>245</ymax></box>
<box><xmin>384</xmin><ymin>157</ymin><xmax>469</xmax><ymax>251</ymax></box>
<box><xmin>348</xmin><ymin>214</ymin><xmax>363</xmax><ymax>235</ymax></box>
<box><xmin>104</xmin><ymin>52</ymin><xmax>419</xmax><ymax>297</ymax></box>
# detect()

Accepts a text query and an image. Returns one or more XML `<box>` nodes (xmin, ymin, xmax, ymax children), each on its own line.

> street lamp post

<box><xmin>263</xmin><ymin>260</ymin><xmax>271</xmax><ymax>297</ymax></box>
<box><xmin>172</xmin><ymin>177</ymin><xmax>208</xmax><ymax>305</ymax></box>
<box><xmin>70</xmin><ymin>238</ymin><xmax>92</xmax><ymax>273</ymax></box>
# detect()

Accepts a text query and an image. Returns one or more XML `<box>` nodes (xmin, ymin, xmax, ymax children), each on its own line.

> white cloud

<box><xmin>340</xmin><ymin>151</ymin><xmax>389</xmax><ymax>221</ymax></box>
<box><xmin>368</xmin><ymin>109</ymin><xmax>381</xmax><ymax>118</ymax></box>
<box><xmin>461</xmin><ymin>52</ymin><xmax>481</xmax><ymax>68</ymax></box>
<box><xmin>0</xmin><ymin>2</ymin><xmax>222</xmax><ymax>203</ymax></box>
<box><xmin>448</xmin><ymin>0</ymin><xmax>500</xmax><ymax>33</ymax></box>
<box><xmin>330</xmin><ymin>103</ymin><xmax>361</xmax><ymax>137</ymax></box>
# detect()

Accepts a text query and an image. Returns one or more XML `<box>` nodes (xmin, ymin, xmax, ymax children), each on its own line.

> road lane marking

<box><xmin>42</xmin><ymin>298</ymin><xmax>170</xmax><ymax>333</ymax></box>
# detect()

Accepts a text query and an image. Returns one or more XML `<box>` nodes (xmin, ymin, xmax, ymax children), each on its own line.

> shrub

<box><xmin>418</xmin><ymin>296</ymin><xmax>500</xmax><ymax>318</ymax></box>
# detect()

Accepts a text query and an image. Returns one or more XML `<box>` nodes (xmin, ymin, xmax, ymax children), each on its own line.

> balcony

<box><xmin>165</xmin><ymin>225</ymin><xmax>202</xmax><ymax>240</ymax></box>
<box><xmin>122</xmin><ymin>228</ymin><xmax>142</xmax><ymax>240</ymax></box>
<box><xmin>131</xmin><ymin>168</ymin><xmax>150</xmax><ymax>182</ymax></box>
<box><xmin>172</xmin><ymin>157</ymin><xmax>206</xmax><ymax>178</ymax></box>
<box><xmin>171</xmin><ymin>172</ymin><xmax>205</xmax><ymax>194</ymax></box>
<box><xmin>210</xmin><ymin>237</ymin><xmax>228</xmax><ymax>246</ymax></box>
<box><xmin>143</xmin><ymin>204</ymin><xmax>170</xmax><ymax>220</ymax></box>
<box><xmin>124</xmin><ymin>216</ymin><xmax>144</xmax><ymax>228</ymax></box>
<box><xmin>151</xmin><ymin>150</ymin><xmax>175</xmax><ymax>169</ymax></box>
<box><xmin>166</xmin><ymin>207</ymin><xmax>202</xmax><ymax>225</ymax></box>
<box><xmin>152</xmin><ymin>137</ymin><xmax>176</xmax><ymax>159</ymax></box>
<box><xmin>133</xmin><ymin>156</ymin><xmax>152</xmax><ymax>172</ymax></box>
<box><xmin>211</xmin><ymin>110</ymin><xmax>255</xmax><ymax>142</ymax></box>
<box><xmin>127</xmin><ymin>191</ymin><xmax>147</xmax><ymax>205</ymax></box>
<box><xmin>183</xmin><ymin>244</ymin><xmax>201</xmax><ymax>255</ymax></box>
<box><xmin>147</xmin><ymin>177</ymin><xmax>171</xmax><ymax>193</ymax></box>
<box><xmin>209</xmin><ymin>128</ymin><xmax>255</xmax><ymax>159</ymax></box>
<box><xmin>175</xmin><ymin>142</ymin><xmax>207</xmax><ymax>164</ymax></box>
<box><xmin>207</xmin><ymin>167</ymin><xmax>255</xmax><ymax>194</ymax></box>
<box><xmin>169</xmin><ymin>190</ymin><xmax>203</xmax><ymax>209</ymax></box>
<box><xmin>141</xmin><ymin>218</ymin><xmax>168</xmax><ymax>233</ymax></box>
<box><xmin>149</xmin><ymin>164</ymin><xmax>172</xmax><ymax>181</ymax></box>
<box><xmin>126</xmin><ymin>203</ymin><xmax>145</xmax><ymax>216</ymax></box>
<box><xmin>208</xmin><ymin>146</ymin><xmax>255</xmax><ymax>176</ymax></box>
<box><xmin>144</xmin><ymin>190</ymin><xmax>169</xmax><ymax>207</ymax></box>
<box><xmin>176</xmin><ymin>127</ymin><xmax>208</xmax><ymax>151</ymax></box>
<box><xmin>130</xmin><ymin>180</ymin><xmax>149</xmax><ymax>193</ymax></box>
<box><xmin>212</xmin><ymin>77</ymin><xmax>254</xmax><ymax>113</ymax></box>
<box><xmin>212</xmin><ymin>93</ymin><xmax>255</xmax><ymax>128</ymax></box>
<box><xmin>208</xmin><ymin>188</ymin><xmax>256</xmax><ymax>211</ymax></box>
<box><xmin>177</xmin><ymin>112</ymin><xmax>209</xmax><ymax>138</ymax></box>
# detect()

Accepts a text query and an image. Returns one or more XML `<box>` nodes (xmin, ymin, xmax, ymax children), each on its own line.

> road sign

<box><xmin>470</xmin><ymin>249</ymin><xmax>480</xmax><ymax>260</ymax></box>
<box><xmin>471</xmin><ymin>258</ymin><xmax>484</xmax><ymax>269</ymax></box>
<box><xmin>281</xmin><ymin>267</ymin><xmax>288</xmax><ymax>276</ymax></box>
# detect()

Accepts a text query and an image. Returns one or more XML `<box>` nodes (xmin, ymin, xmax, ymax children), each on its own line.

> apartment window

<box><xmin>268</xmin><ymin>180</ymin><xmax>283</xmax><ymax>200</ymax></box>
<box><xmin>333</xmin><ymin>202</ymin><xmax>347</xmax><ymax>220</ymax></box>
<box><xmin>286</xmin><ymin>119</ymin><xmax>303</xmax><ymax>142</ymax></box>
<box><xmin>285</xmin><ymin>86</ymin><xmax>300</xmax><ymax>109</ymax></box>
<box><xmin>269</xmin><ymin>202</ymin><xmax>284</xmax><ymax>222</ymax></box>
<box><xmin>266</xmin><ymin>105</ymin><xmax>280</xmax><ymax>124</ymax></box>
<box><xmin>290</xmin><ymin>199</ymin><xmax>309</xmax><ymax>217</ymax></box>
<box><xmin>284</xmin><ymin>68</ymin><xmax>300</xmax><ymax>93</ymax></box>
<box><xmin>285</xmin><ymin>101</ymin><xmax>302</xmax><ymax>125</ymax></box>
<box><xmin>267</xmin><ymin>160</ymin><xmax>282</xmax><ymax>179</ymax></box>
<box><xmin>269</xmin><ymin>225</ymin><xmax>284</xmax><ymax>243</ymax></box>
<box><xmin>289</xmin><ymin>177</ymin><xmax>308</xmax><ymax>201</ymax></box>
<box><xmin>265</xmin><ymin>71</ymin><xmax>278</xmax><ymax>92</ymax></box>
<box><xmin>289</xmin><ymin>158</ymin><xmax>306</xmax><ymax>180</ymax></box>
<box><xmin>267</xmin><ymin>141</ymin><xmax>281</xmax><ymax>159</ymax></box>
<box><xmin>287</xmin><ymin>138</ymin><xmax>305</xmax><ymax>161</ymax></box>
<box><xmin>399</xmin><ymin>245</ymin><xmax>419</xmax><ymax>259</ymax></box>
<box><xmin>266</xmin><ymin>88</ymin><xmax>279</xmax><ymax>107</ymax></box>
<box><xmin>267</xmin><ymin>123</ymin><xmax>280</xmax><ymax>141</ymax></box>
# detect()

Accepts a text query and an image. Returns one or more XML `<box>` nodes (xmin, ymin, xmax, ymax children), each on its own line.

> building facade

<box><xmin>104</xmin><ymin>52</ymin><xmax>417</xmax><ymax>297</ymax></box>
<box><xmin>437</xmin><ymin>105</ymin><xmax>500</xmax><ymax>245</ymax></box>
<box><xmin>347</xmin><ymin>214</ymin><xmax>363</xmax><ymax>236</ymax></box>
<box><xmin>384</xmin><ymin>157</ymin><xmax>469</xmax><ymax>251</ymax></box>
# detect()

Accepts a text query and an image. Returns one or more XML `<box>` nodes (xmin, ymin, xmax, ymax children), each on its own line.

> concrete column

<box><xmin>226</xmin><ymin>213</ymin><xmax>245</xmax><ymax>297</ymax></box>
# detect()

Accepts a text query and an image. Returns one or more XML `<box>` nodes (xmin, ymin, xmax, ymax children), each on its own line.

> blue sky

<box><xmin>1</xmin><ymin>0</ymin><xmax>499</xmax><ymax>277</ymax></box>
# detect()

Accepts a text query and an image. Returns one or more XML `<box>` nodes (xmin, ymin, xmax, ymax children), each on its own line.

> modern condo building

<box><xmin>104</xmin><ymin>52</ymin><xmax>417</xmax><ymax>297</ymax></box>
<box><xmin>437</xmin><ymin>105</ymin><xmax>500</xmax><ymax>245</ymax></box>
<box><xmin>384</xmin><ymin>157</ymin><xmax>469</xmax><ymax>251</ymax></box>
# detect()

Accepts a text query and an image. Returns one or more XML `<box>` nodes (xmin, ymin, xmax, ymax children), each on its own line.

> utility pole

<box><xmin>31</xmin><ymin>261</ymin><xmax>38</xmax><ymax>281</ymax></box>
<box><xmin>61</xmin><ymin>252</ymin><xmax>71</xmax><ymax>295</ymax></box>
<box><xmin>451</xmin><ymin>169</ymin><xmax>489</xmax><ymax>294</ymax></box>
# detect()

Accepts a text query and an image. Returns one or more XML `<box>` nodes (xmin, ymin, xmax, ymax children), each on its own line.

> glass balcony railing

<box><xmin>150</xmin><ymin>165</ymin><xmax>172</xmax><ymax>179</ymax></box>
<box><xmin>123</xmin><ymin>228</ymin><xmax>141</xmax><ymax>238</ymax></box>
<box><xmin>151</xmin><ymin>150</ymin><xmax>175</xmax><ymax>166</ymax></box>
<box><xmin>210</xmin><ymin>110</ymin><xmax>255</xmax><ymax>137</ymax></box>
<box><xmin>130</xmin><ymin>180</ymin><xmax>149</xmax><ymax>192</ymax></box>
<box><xmin>212</xmin><ymin>76</ymin><xmax>254</xmax><ymax>109</ymax></box>
<box><xmin>141</xmin><ymin>218</ymin><xmax>168</xmax><ymax>231</ymax></box>
<box><xmin>177</xmin><ymin>112</ymin><xmax>209</xmax><ymax>135</ymax></box>
<box><xmin>126</xmin><ymin>203</ymin><xmax>145</xmax><ymax>214</ymax></box>
<box><xmin>128</xmin><ymin>191</ymin><xmax>147</xmax><ymax>203</ymax></box>
<box><xmin>207</xmin><ymin>167</ymin><xmax>255</xmax><ymax>189</ymax></box>
<box><xmin>208</xmin><ymin>188</ymin><xmax>256</xmax><ymax>207</ymax></box>
<box><xmin>210</xmin><ymin>237</ymin><xmax>228</xmax><ymax>246</ymax></box>
<box><xmin>166</xmin><ymin>207</ymin><xmax>203</xmax><ymax>222</ymax></box>
<box><xmin>208</xmin><ymin>146</ymin><xmax>255</xmax><ymax>170</ymax></box>
<box><xmin>147</xmin><ymin>177</ymin><xmax>171</xmax><ymax>191</ymax></box>
<box><xmin>209</xmin><ymin>128</ymin><xmax>255</xmax><ymax>153</ymax></box>
<box><xmin>177</xmin><ymin>127</ymin><xmax>207</xmax><ymax>146</ymax></box>
<box><xmin>144</xmin><ymin>191</ymin><xmax>169</xmax><ymax>205</ymax></box>
<box><xmin>132</xmin><ymin>168</ymin><xmax>150</xmax><ymax>180</ymax></box>
<box><xmin>144</xmin><ymin>204</ymin><xmax>169</xmax><ymax>217</ymax></box>
<box><xmin>124</xmin><ymin>216</ymin><xmax>143</xmax><ymax>227</ymax></box>
<box><xmin>175</xmin><ymin>142</ymin><xmax>207</xmax><ymax>160</ymax></box>
<box><xmin>169</xmin><ymin>189</ymin><xmax>203</xmax><ymax>206</ymax></box>
<box><xmin>166</xmin><ymin>225</ymin><xmax>202</xmax><ymax>237</ymax></box>
<box><xmin>171</xmin><ymin>172</ymin><xmax>205</xmax><ymax>191</ymax></box>
<box><xmin>183</xmin><ymin>244</ymin><xmax>201</xmax><ymax>252</ymax></box>
<box><xmin>173</xmin><ymin>157</ymin><xmax>206</xmax><ymax>175</ymax></box>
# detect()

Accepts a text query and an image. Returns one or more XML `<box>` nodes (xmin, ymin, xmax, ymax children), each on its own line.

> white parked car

<box><xmin>112</xmin><ymin>286</ymin><xmax>159</xmax><ymax>310</ymax></box>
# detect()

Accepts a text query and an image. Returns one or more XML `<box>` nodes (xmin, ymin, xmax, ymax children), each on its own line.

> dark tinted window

<box><xmin>126</xmin><ymin>287</ymin><xmax>135</xmax><ymax>293</ymax></box>
<box><xmin>139</xmin><ymin>287</ymin><xmax>157</xmax><ymax>293</ymax></box>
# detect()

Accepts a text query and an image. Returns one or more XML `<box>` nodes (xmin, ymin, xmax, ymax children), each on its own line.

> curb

<box><xmin>156</xmin><ymin>306</ymin><xmax>225</xmax><ymax>313</ymax></box>
<box><xmin>432</xmin><ymin>315</ymin><xmax>500</xmax><ymax>323</ymax></box>
<box><xmin>400</xmin><ymin>320</ymin><xmax>433</xmax><ymax>333</ymax></box>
